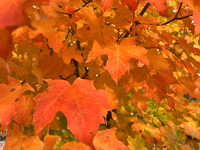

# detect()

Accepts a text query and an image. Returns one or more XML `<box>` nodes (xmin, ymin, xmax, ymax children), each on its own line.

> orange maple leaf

<box><xmin>148</xmin><ymin>70</ymin><xmax>178</xmax><ymax>103</ymax></box>
<box><xmin>60</xmin><ymin>141</ymin><xmax>92</xmax><ymax>150</ymax></box>
<box><xmin>13</xmin><ymin>94</ymin><xmax>36</xmax><ymax>126</ymax></box>
<box><xmin>33</xmin><ymin>78</ymin><xmax>111</xmax><ymax>146</ymax></box>
<box><xmin>43</xmin><ymin>134</ymin><xmax>61</xmax><ymax>150</ymax></box>
<box><xmin>181</xmin><ymin>0</ymin><xmax>200</xmax><ymax>33</ymax></box>
<box><xmin>93</xmin><ymin>128</ymin><xmax>129</xmax><ymax>150</ymax></box>
<box><xmin>29</xmin><ymin>18</ymin><xmax>65</xmax><ymax>53</ymax></box>
<box><xmin>87</xmin><ymin>38</ymin><xmax>149</xmax><ymax>82</ymax></box>
<box><xmin>0</xmin><ymin>77</ymin><xmax>34</xmax><ymax>129</ymax></box>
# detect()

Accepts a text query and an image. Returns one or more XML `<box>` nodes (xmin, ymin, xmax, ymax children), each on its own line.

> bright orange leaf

<box><xmin>0</xmin><ymin>77</ymin><xmax>34</xmax><ymax>129</ymax></box>
<box><xmin>22</xmin><ymin>136</ymin><xmax>44</xmax><ymax>150</ymax></box>
<box><xmin>87</xmin><ymin>38</ymin><xmax>149</xmax><ymax>82</ymax></box>
<box><xmin>60</xmin><ymin>141</ymin><xmax>92</xmax><ymax>150</ymax></box>
<box><xmin>3</xmin><ymin>124</ymin><xmax>24</xmax><ymax>150</ymax></box>
<box><xmin>13</xmin><ymin>94</ymin><xmax>36</xmax><ymax>126</ymax></box>
<box><xmin>43</xmin><ymin>134</ymin><xmax>61</xmax><ymax>150</ymax></box>
<box><xmin>93</xmin><ymin>128</ymin><xmax>129</xmax><ymax>150</ymax></box>
<box><xmin>33</xmin><ymin>78</ymin><xmax>111</xmax><ymax>146</ymax></box>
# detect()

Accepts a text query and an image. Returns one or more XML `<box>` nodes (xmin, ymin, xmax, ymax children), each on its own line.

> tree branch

<box><xmin>57</xmin><ymin>0</ymin><xmax>92</xmax><ymax>17</ymax></box>
<box><xmin>117</xmin><ymin>2</ymin><xmax>150</xmax><ymax>43</ymax></box>
<box><xmin>139</xmin><ymin>2</ymin><xmax>151</xmax><ymax>16</ymax></box>
<box><xmin>162</xmin><ymin>2</ymin><xmax>193</xmax><ymax>25</ymax></box>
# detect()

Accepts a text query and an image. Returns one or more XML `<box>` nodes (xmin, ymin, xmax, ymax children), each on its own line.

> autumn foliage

<box><xmin>1</xmin><ymin>0</ymin><xmax>200</xmax><ymax>149</ymax></box>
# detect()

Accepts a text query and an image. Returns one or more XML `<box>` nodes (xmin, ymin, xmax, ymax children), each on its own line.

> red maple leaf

<box><xmin>121</xmin><ymin>0</ymin><xmax>138</xmax><ymax>14</ymax></box>
<box><xmin>0</xmin><ymin>0</ymin><xmax>30</xmax><ymax>30</ymax></box>
<box><xmin>148</xmin><ymin>0</ymin><xmax>168</xmax><ymax>16</ymax></box>
<box><xmin>33</xmin><ymin>78</ymin><xmax>111</xmax><ymax>146</ymax></box>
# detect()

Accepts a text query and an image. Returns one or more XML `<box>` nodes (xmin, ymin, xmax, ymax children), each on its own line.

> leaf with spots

<box><xmin>0</xmin><ymin>77</ymin><xmax>34</xmax><ymax>129</ymax></box>
<box><xmin>13</xmin><ymin>94</ymin><xmax>36</xmax><ymax>126</ymax></box>
<box><xmin>33</xmin><ymin>78</ymin><xmax>111</xmax><ymax>146</ymax></box>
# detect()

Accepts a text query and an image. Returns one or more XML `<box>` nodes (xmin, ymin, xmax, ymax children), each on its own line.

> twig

<box><xmin>139</xmin><ymin>2</ymin><xmax>150</xmax><ymax>16</ymax></box>
<box><xmin>57</xmin><ymin>0</ymin><xmax>92</xmax><ymax>17</ymax></box>
<box><xmin>162</xmin><ymin>14</ymin><xmax>193</xmax><ymax>25</ymax></box>
<box><xmin>74</xmin><ymin>0</ymin><xmax>92</xmax><ymax>12</ymax></box>
<box><xmin>175</xmin><ymin>2</ymin><xmax>183</xmax><ymax>18</ymax></box>
<box><xmin>117</xmin><ymin>2</ymin><xmax>150</xmax><ymax>43</ymax></box>
<box><xmin>57</xmin><ymin>11</ymin><xmax>72</xmax><ymax>18</ymax></box>
<box><xmin>162</xmin><ymin>2</ymin><xmax>193</xmax><ymax>25</ymax></box>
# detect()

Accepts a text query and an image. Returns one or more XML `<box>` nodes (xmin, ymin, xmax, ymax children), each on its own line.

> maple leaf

<box><xmin>93</xmin><ymin>128</ymin><xmax>129</xmax><ymax>150</ymax></box>
<box><xmin>160</xmin><ymin>121</ymin><xmax>183</xmax><ymax>147</ymax></box>
<box><xmin>180</xmin><ymin>0</ymin><xmax>200</xmax><ymax>33</ymax></box>
<box><xmin>183</xmin><ymin>123</ymin><xmax>200</xmax><ymax>139</ymax></box>
<box><xmin>148</xmin><ymin>70</ymin><xmax>178</xmax><ymax>103</ymax></box>
<box><xmin>3</xmin><ymin>124</ymin><xmax>24</xmax><ymax>150</ymax></box>
<box><xmin>0</xmin><ymin>77</ymin><xmax>34</xmax><ymax>129</ymax></box>
<box><xmin>1</xmin><ymin>0</ymin><xmax>200</xmax><ymax>149</ymax></box>
<box><xmin>33</xmin><ymin>78</ymin><xmax>111</xmax><ymax>146</ymax></box>
<box><xmin>121</xmin><ymin>0</ymin><xmax>138</xmax><ymax>14</ymax></box>
<box><xmin>127</xmin><ymin>135</ymin><xmax>148</xmax><ymax>150</ymax></box>
<box><xmin>141</xmin><ymin>125</ymin><xmax>162</xmax><ymax>145</ymax></box>
<box><xmin>147</xmin><ymin>49</ymin><xmax>170</xmax><ymax>71</ymax></box>
<box><xmin>22</xmin><ymin>136</ymin><xmax>44</xmax><ymax>150</ymax></box>
<box><xmin>29</xmin><ymin>18</ymin><xmax>65</xmax><ymax>53</ymax></box>
<box><xmin>43</xmin><ymin>134</ymin><xmax>61</xmax><ymax>150</ymax></box>
<box><xmin>76</xmin><ymin>7</ymin><xmax>108</xmax><ymax>43</ymax></box>
<box><xmin>12</xmin><ymin>26</ymin><xmax>28</xmax><ymax>44</ymax></box>
<box><xmin>87</xmin><ymin>38</ymin><xmax>149</xmax><ymax>82</ymax></box>
<box><xmin>101</xmin><ymin>0</ymin><xmax>113</xmax><ymax>12</ymax></box>
<box><xmin>32</xmin><ymin>34</ymin><xmax>48</xmax><ymax>49</ymax></box>
<box><xmin>120</xmin><ymin>65</ymin><xmax>149</xmax><ymax>92</ymax></box>
<box><xmin>0</xmin><ymin>58</ymin><xmax>29</xmax><ymax>76</ymax></box>
<box><xmin>0</xmin><ymin>28</ymin><xmax>13</xmax><ymax>61</ymax></box>
<box><xmin>148</xmin><ymin>0</ymin><xmax>168</xmax><ymax>16</ymax></box>
<box><xmin>131</xmin><ymin>88</ymin><xmax>149</xmax><ymax>106</ymax></box>
<box><xmin>60</xmin><ymin>141</ymin><xmax>92</xmax><ymax>150</ymax></box>
<box><xmin>61</xmin><ymin>45</ymin><xmax>84</xmax><ymax>64</ymax></box>
<box><xmin>39</xmin><ymin>55</ymin><xmax>74</xmax><ymax>78</ymax></box>
<box><xmin>13</xmin><ymin>94</ymin><xmax>36</xmax><ymax>126</ymax></box>
<box><xmin>167</xmin><ymin>96</ymin><xmax>176</xmax><ymax>109</ymax></box>
<box><xmin>105</xmin><ymin>2</ymin><xmax>133</xmax><ymax>28</ymax></box>
<box><xmin>0</xmin><ymin>0</ymin><xmax>28</xmax><ymax>30</ymax></box>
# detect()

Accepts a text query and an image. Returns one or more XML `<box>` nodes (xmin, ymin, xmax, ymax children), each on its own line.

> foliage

<box><xmin>1</xmin><ymin>0</ymin><xmax>200</xmax><ymax>149</ymax></box>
